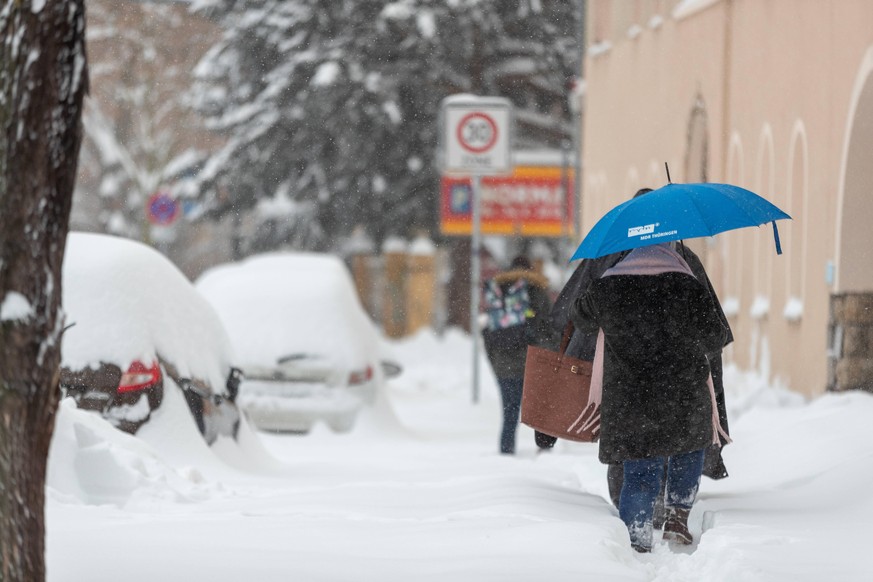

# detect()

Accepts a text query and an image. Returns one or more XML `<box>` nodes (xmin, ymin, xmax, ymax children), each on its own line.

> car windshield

<box><xmin>196</xmin><ymin>253</ymin><xmax>380</xmax><ymax>370</ymax></box>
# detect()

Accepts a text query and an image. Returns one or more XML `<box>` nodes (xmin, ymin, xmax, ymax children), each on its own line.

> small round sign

<box><xmin>456</xmin><ymin>112</ymin><xmax>498</xmax><ymax>154</ymax></box>
<box><xmin>147</xmin><ymin>193</ymin><xmax>179</xmax><ymax>226</ymax></box>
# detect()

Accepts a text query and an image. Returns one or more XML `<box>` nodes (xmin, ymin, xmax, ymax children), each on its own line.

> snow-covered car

<box><xmin>195</xmin><ymin>252</ymin><xmax>396</xmax><ymax>433</ymax></box>
<box><xmin>60</xmin><ymin>232</ymin><xmax>241</xmax><ymax>444</ymax></box>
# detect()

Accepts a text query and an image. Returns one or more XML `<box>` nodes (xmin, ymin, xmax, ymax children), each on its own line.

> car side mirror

<box><xmin>380</xmin><ymin>360</ymin><xmax>403</xmax><ymax>379</ymax></box>
<box><xmin>226</xmin><ymin>367</ymin><xmax>243</xmax><ymax>402</ymax></box>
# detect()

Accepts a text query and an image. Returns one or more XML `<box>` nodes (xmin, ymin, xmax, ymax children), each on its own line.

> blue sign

<box><xmin>449</xmin><ymin>183</ymin><xmax>472</xmax><ymax>214</ymax></box>
<box><xmin>147</xmin><ymin>193</ymin><xmax>179</xmax><ymax>225</ymax></box>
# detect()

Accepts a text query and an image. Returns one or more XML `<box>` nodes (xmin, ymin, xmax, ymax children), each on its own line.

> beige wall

<box><xmin>581</xmin><ymin>0</ymin><xmax>873</xmax><ymax>396</ymax></box>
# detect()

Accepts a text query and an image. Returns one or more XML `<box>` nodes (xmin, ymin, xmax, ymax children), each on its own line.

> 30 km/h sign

<box><xmin>457</xmin><ymin>112</ymin><xmax>498</xmax><ymax>153</ymax></box>
<box><xmin>441</xmin><ymin>96</ymin><xmax>512</xmax><ymax>175</ymax></box>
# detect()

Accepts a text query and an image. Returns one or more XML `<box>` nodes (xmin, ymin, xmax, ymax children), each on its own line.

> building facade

<box><xmin>581</xmin><ymin>0</ymin><xmax>873</xmax><ymax>396</ymax></box>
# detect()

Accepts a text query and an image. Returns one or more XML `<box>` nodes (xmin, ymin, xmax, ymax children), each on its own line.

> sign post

<box><xmin>469</xmin><ymin>173</ymin><xmax>482</xmax><ymax>402</ymax></box>
<box><xmin>440</xmin><ymin>95</ymin><xmax>512</xmax><ymax>404</ymax></box>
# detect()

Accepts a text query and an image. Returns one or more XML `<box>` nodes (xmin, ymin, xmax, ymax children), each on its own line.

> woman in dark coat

<box><xmin>544</xmin><ymin>189</ymin><xmax>733</xmax><ymax>516</ymax></box>
<box><xmin>571</xmin><ymin>242</ymin><xmax>727</xmax><ymax>552</ymax></box>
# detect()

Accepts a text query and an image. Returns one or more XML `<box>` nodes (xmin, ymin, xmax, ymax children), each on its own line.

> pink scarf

<box><xmin>587</xmin><ymin>244</ymin><xmax>730</xmax><ymax>446</ymax></box>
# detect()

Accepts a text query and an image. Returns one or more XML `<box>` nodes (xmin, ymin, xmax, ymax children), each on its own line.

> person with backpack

<box><xmin>482</xmin><ymin>255</ymin><xmax>554</xmax><ymax>455</ymax></box>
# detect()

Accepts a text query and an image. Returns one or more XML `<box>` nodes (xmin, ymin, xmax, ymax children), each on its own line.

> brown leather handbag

<box><xmin>521</xmin><ymin>323</ymin><xmax>600</xmax><ymax>442</ymax></box>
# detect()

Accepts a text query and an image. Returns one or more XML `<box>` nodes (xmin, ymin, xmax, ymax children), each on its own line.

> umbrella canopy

<box><xmin>571</xmin><ymin>182</ymin><xmax>792</xmax><ymax>260</ymax></box>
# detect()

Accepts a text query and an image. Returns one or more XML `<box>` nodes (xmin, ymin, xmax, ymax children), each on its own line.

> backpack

<box><xmin>482</xmin><ymin>278</ymin><xmax>533</xmax><ymax>353</ymax></box>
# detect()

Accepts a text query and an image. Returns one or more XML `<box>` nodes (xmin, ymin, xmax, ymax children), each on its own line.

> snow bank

<box><xmin>48</xmin><ymin>398</ymin><xmax>225</xmax><ymax>507</ymax></box>
<box><xmin>49</xmin><ymin>380</ymin><xmax>280</xmax><ymax>509</ymax></box>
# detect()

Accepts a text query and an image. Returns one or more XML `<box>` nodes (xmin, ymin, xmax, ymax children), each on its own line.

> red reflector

<box><xmin>348</xmin><ymin>365</ymin><xmax>374</xmax><ymax>386</ymax></box>
<box><xmin>118</xmin><ymin>361</ymin><xmax>161</xmax><ymax>393</ymax></box>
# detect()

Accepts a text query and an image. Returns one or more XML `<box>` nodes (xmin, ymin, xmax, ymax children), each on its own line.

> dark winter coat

<box><xmin>483</xmin><ymin>269</ymin><xmax>554</xmax><ymax>379</ymax></box>
<box><xmin>549</xmin><ymin>244</ymin><xmax>733</xmax><ymax>477</ymax></box>
<box><xmin>551</xmin><ymin>245</ymin><xmax>733</xmax><ymax>360</ymax></box>
<box><xmin>571</xmin><ymin>270</ymin><xmax>728</xmax><ymax>464</ymax></box>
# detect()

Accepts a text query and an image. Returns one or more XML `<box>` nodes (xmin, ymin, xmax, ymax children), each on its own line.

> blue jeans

<box><xmin>619</xmin><ymin>449</ymin><xmax>705</xmax><ymax>549</ymax></box>
<box><xmin>497</xmin><ymin>377</ymin><xmax>524</xmax><ymax>454</ymax></box>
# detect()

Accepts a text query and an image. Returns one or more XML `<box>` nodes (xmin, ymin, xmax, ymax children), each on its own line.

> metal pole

<box><xmin>561</xmin><ymin>139</ymin><xmax>570</xmax><ymax>240</ymax></box>
<box><xmin>470</xmin><ymin>174</ymin><xmax>482</xmax><ymax>404</ymax></box>
<box><xmin>574</xmin><ymin>0</ymin><xmax>586</xmax><ymax>245</ymax></box>
<box><xmin>571</xmin><ymin>107</ymin><xmax>582</xmax><ymax>244</ymax></box>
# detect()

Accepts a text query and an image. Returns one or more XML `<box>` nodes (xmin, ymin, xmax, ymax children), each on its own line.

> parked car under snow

<box><xmin>195</xmin><ymin>252</ymin><xmax>398</xmax><ymax>433</ymax></box>
<box><xmin>60</xmin><ymin>232</ymin><xmax>241</xmax><ymax>444</ymax></box>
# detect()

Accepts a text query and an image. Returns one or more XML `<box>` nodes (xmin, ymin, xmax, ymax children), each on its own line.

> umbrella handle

<box><xmin>772</xmin><ymin>221</ymin><xmax>783</xmax><ymax>255</ymax></box>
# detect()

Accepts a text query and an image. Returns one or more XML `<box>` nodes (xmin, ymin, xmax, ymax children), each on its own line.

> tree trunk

<box><xmin>0</xmin><ymin>2</ymin><xmax>87</xmax><ymax>580</ymax></box>
<box><xmin>447</xmin><ymin>238</ymin><xmax>472</xmax><ymax>331</ymax></box>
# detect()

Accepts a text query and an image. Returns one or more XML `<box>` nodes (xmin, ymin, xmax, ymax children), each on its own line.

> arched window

<box><xmin>837</xmin><ymin>58</ymin><xmax>873</xmax><ymax>291</ymax></box>
<box><xmin>785</xmin><ymin>122</ymin><xmax>808</xmax><ymax>321</ymax></box>
<box><xmin>682</xmin><ymin>96</ymin><xmax>711</xmax><ymax>261</ymax></box>
<box><xmin>722</xmin><ymin>133</ymin><xmax>745</xmax><ymax>317</ymax></box>
<box><xmin>585</xmin><ymin>172</ymin><xmax>609</xmax><ymax>232</ymax></box>
<box><xmin>648</xmin><ymin>160</ymin><xmax>661</xmax><ymax>187</ymax></box>
<box><xmin>685</xmin><ymin>96</ymin><xmax>708</xmax><ymax>182</ymax></box>
<box><xmin>625</xmin><ymin>167</ymin><xmax>640</xmax><ymax>198</ymax></box>
<box><xmin>752</xmin><ymin>126</ymin><xmax>775</xmax><ymax>319</ymax></box>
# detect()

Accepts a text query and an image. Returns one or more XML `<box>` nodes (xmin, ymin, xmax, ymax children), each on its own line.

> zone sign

<box><xmin>442</xmin><ymin>96</ymin><xmax>512</xmax><ymax>175</ymax></box>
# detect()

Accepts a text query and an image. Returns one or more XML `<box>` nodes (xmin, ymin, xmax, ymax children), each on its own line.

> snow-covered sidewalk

<box><xmin>46</xmin><ymin>329</ymin><xmax>873</xmax><ymax>581</ymax></box>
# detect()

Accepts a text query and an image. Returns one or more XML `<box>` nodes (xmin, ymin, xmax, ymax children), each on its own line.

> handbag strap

<box><xmin>558</xmin><ymin>321</ymin><xmax>574</xmax><ymax>355</ymax></box>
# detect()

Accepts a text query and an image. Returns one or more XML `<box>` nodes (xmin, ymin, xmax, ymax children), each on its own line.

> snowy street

<box><xmin>44</xmin><ymin>329</ymin><xmax>873</xmax><ymax>581</ymax></box>
<box><xmin>7</xmin><ymin>2</ymin><xmax>873</xmax><ymax>582</ymax></box>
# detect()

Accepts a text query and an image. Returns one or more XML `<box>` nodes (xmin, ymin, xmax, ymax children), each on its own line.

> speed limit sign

<box><xmin>457</xmin><ymin>112</ymin><xmax>498</xmax><ymax>153</ymax></box>
<box><xmin>441</xmin><ymin>95</ymin><xmax>512</xmax><ymax>175</ymax></box>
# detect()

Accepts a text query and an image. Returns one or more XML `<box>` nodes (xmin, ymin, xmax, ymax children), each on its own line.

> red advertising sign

<box><xmin>440</xmin><ymin>166</ymin><xmax>575</xmax><ymax>237</ymax></box>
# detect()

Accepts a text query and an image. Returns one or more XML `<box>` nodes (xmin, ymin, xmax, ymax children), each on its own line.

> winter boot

<box><xmin>652</xmin><ymin>495</ymin><xmax>667</xmax><ymax>530</ymax></box>
<box><xmin>662</xmin><ymin>507</ymin><xmax>693</xmax><ymax>545</ymax></box>
<box><xmin>627</xmin><ymin>520</ymin><xmax>653</xmax><ymax>554</ymax></box>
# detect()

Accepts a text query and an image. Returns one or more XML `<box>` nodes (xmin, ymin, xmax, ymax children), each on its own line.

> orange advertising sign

<box><xmin>440</xmin><ymin>166</ymin><xmax>575</xmax><ymax>237</ymax></box>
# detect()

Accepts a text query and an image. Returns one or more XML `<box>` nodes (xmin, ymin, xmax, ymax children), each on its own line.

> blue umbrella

<box><xmin>571</xmin><ymin>182</ymin><xmax>792</xmax><ymax>260</ymax></box>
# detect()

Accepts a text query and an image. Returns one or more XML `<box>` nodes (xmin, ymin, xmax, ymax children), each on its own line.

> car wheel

<box><xmin>182</xmin><ymin>389</ymin><xmax>206</xmax><ymax>435</ymax></box>
<box><xmin>327</xmin><ymin>412</ymin><xmax>356</xmax><ymax>433</ymax></box>
<box><xmin>146</xmin><ymin>383</ymin><xmax>164</xmax><ymax>411</ymax></box>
